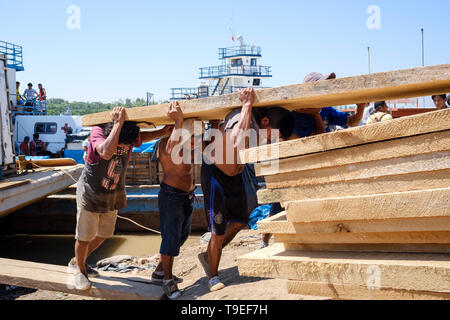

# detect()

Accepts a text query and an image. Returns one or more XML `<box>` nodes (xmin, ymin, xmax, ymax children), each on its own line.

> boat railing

<box><xmin>0</xmin><ymin>40</ymin><xmax>24</xmax><ymax>71</ymax></box>
<box><xmin>170</xmin><ymin>86</ymin><xmax>269</xmax><ymax>100</ymax></box>
<box><xmin>199</xmin><ymin>65</ymin><xmax>272</xmax><ymax>79</ymax></box>
<box><xmin>12</xmin><ymin>98</ymin><xmax>47</xmax><ymax>116</ymax></box>
<box><xmin>219</xmin><ymin>46</ymin><xmax>262</xmax><ymax>59</ymax></box>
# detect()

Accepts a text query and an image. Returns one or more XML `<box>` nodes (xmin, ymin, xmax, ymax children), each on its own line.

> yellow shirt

<box><xmin>367</xmin><ymin>112</ymin><xmax>393</xmax><ymax>124</ymax></box>
<box><xmin>16</xmin><ymin>88</ymin><xmax>22</xmax><ymax>101</ymax></box>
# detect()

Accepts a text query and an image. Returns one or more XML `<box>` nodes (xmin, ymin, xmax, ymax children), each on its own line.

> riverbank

<box><xmin>0</xmin><ymin>229</ymin><xmax>324</xmax><ymax>300</ymax></box>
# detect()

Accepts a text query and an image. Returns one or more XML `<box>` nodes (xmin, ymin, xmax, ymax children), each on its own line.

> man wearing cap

<box><xmin>367</xmin><ymin>101</ymin><xmax>393</xmax><ymax>124</ymax></box>
<box><xmin>151</xmin><ymin>101</ymin><xmax>199</xmax><ymax>300</ymax></box>
<box><xmin>291</xmin><ymin>72</ymin><xmax>369</xmax><ymax>139</ymax></box>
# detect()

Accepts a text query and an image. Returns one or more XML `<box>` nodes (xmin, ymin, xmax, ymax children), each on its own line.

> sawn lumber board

<box><xmin>83</xmin><ymin>64</ymin><xmax>450</xmax><ymax>127</ymax></box>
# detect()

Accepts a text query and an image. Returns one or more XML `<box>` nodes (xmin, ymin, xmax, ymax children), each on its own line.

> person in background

<box><xmin>38</xmin><ymin>83</ymin><xmax>47</xmax><ymax>112</ymax></box>
<box><xmin>151</xmin><ymin>102</ymin><xmax>197</xmax><ymax>300</ymax></box>
<box><xmin>82</xmin><ymin>137</ymin><xmax>90</xmax><ymax>163</ymax></box>
<box><xmin>447</xmin><ymin>95</ymin><xmax>450</xmax><ymax>108</ymax></box>
<box><xmin>19</xmin><ymin>136</ymin><xmax>30</xmax><ymax>156</ymax></box>
<box><xmin>67</xmin><ymin>107</ymin><xmax>172</xmax><ymax>291</ymax></box>
<box><xmin>432</xmin><ymin>94</ymin><xmax>448</xmax><ymax>110</ymax></box>
<box><xmin>16</xmin><ymin>82</ymin><xmax>24</xmax><ymax>106</ymax></box>
<box><xmin>291</xmin><ymin>72</ymin><xmax>369</xmax><ymax>139</ymax></box>
<box><xmin>30</xmin><ymin>133</ymin><xmax>48</xmax><ymax>157</ymax></box>
<box><xmin>23</xmin><ymin>83</ymin><xmax>38</xmax><ymax>112</ymax></box>
<box><xmin>366</xmin><ymin>101</ymin><xmax>393</xmax><ymax>124</ymax></box>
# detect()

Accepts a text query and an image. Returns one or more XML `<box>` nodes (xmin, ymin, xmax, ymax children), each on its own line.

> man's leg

<box><xmin>161</xmin><ymin>255</ymin><xmax>175</xmax><ymax>281</ymax></box>
<box><xmin>73</xmin><ymin>236</ymin><xmax>107</xmax><ymax>267</ymax></box>
<box><xmin>222</xmin><ymin>222</ymin><xmax>247</xmax><ymax>248</ymax></box>
<box><xmin>207</xmin><ymin>234</ymin><xmax>225</xmax><ymax>278</ymax></box>
<box><xmin>75</xmin><ymin>240</ymin><xmax>90</xmax><ymax>275</ymax></box>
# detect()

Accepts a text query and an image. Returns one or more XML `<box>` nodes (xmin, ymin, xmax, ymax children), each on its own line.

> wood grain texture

<box><xmin>257</xmin><ymin>169</ymin><xmax>450</xmax><ymax>204</ymax></box>
<box><xmin>257</xmin><ymin>213</ymin><xmax>450</xmax><ymax>235</ymax></box>
<box><xmin>255</xmin><ymin>130</ymin><xmax>450</xmax><ymax>177</ymax></box>
<box><xmin>285</xmin><ymin>188</ymin><xmax>450</xmax><ymax>223</ymax></box>
<box><xmin>282</xmin><ymin>243</ymin><xmax>450</xmax><ymax>254</ymax></box>
<box><xmin>237</xmin><ymin>243</ymin><xmax>450</xmax><ymax>293</ymax></box>
<box><xmin>241</xmin><ymin>108</ymin><xmax>450</xmax><ymax>164</ymax></box>
<box><xmin>0</xmin><ymin>259</ymin><xmax>164</xmax><ymax>300</ymax></box>
<box><xmin>264</xmin><ymin>151</ymin><xmax>450</xmax><ymax>189</ymax></box>
<box><xmin>83</xmin><ymin>64</ymin><xmax>450</xmax><ymax>127</ymax></box>
<box><xmin>286</xmin><ymin>280</ymin><xmax>450</xmax><ymax>300</ymax></box>
<box><xmin>273</xmin><ymin>231</ymin><xmax>450</xmax><ymax>244</ymax></box>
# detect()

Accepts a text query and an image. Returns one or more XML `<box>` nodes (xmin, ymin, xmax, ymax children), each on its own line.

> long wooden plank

<box><xmin>257</xmin><ymin>169</ymin><xmax>450</xmax><ymax>204</ymax></box>
<box><xmin>0</xmin><ymin>180</ymin><xmax>31</xmax><ymax>191</ymax></box>
<box><xmin>255</xmin><ymin>130</ymin><xmax>450</xmax><ymax>177</ymax></box>
<box><xmin>285</xmin><ymin>188</ymin><xmax>450</xmax><ymax>223</ymax></box>
<box><xmin>282</xmin><ymin>243</ymin><xmax>450</xmax><ymax>254</ymax></box>
<box><xmin>258</xmin><ymin>213</ymin><xmax>450</xmax><ymax>234</ymax></box>
<box><xmin>82</xmin><ymin>64</ymin><xmax>450</xmax><ymax>127</ymax></box>
<box><xmin>274</xmin><ymin>231</ymin><xmax>450</xmax><ymax>244</ymax></box>
<box><xmin>264</xmin><ymin>151</ymin><xmax>450</xmax><ymax>189</ymax></box>
<box><xmin>286</xmin><ymin>280</ymin><xmax>450</xmax><ymax>300</ymax></box>
<box><xmin>241</xmin><ymin>108</ymin><xmax>450</xmax><ymax>164</ymax></box>
<box><xmin>237</xmin><ymin>243</ymin><xmax>450</xmax><ymax>293</ymax></box>
<box><xmin>0</xmin><ymin>259</ymin><xmax>164</xmax><ymax>300</ymax></box>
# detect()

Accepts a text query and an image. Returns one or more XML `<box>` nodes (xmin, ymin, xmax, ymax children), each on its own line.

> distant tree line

<box><xmin>46</xmin><ymin>98</ymin><xmax>168</xmax><ymax>116</ymax></box>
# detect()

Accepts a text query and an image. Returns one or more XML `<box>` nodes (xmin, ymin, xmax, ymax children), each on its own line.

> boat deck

<box><xmin>0</xmin><ymin>166</ymin><xmax>84</xmax><ymax>218</ymax></box>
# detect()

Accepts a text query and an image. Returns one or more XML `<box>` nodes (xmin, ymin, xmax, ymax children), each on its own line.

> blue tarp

<box><xmin>248</xmin><ymin>204</ymin><xmax>273</xmax><ymax>231</ymax></box>
<box><xmin>132</xmin><ymin>140</ymin><xmax>159</xmax><ymax>154</ymax></box>
<box><xmin>64</xmin><ymin>150</ymin><xmax>84</xmax><ymax>164</ymax></box>
<box><xmin>25</xmin><ymin>156</ymin><xmax>50</xmax><ymax>160</ymax></box>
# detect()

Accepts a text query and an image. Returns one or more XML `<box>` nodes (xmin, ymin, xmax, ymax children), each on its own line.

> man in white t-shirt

<box><xmin>82</xmin><ymin>138</ymin><xmax>90</xmax><ymax>163</ymax></box>
<box><xmin>23</xmin><ymin>83</ymin><xmax>38</xmax><ymax>108</ymax></box>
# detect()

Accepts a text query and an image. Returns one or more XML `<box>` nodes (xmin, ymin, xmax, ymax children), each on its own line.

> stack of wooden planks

<box><xmin>237</xmin><ymin>108</ymin><xmax>450</xmax><ymax>300</ymax></box>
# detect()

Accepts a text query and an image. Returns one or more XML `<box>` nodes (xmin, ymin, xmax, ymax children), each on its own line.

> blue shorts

<box><xmin>158</xmin><ymin>183</ymin><xmax>194</xmax><ymax>257</ymax></box>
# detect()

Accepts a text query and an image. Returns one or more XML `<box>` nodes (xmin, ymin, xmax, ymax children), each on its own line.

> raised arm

<box><xmin>140</xmin><ymin>125</ymin><xmax>173</xmax><ymax>143</ymax></box>
<box><xmin>347</xmin><ymin>103</ymin><xmax>369</xmax><ymax>127</ymax></box>
<box><xmin>232</xmin><ymin>88</ymin><xmax>255</xmax><ymax>149</ymax></box>
<box><xmin>96</xmin><ymin>107</ymin><xmax>126</xmax><ymax>160</ymax></box>
<box><xmin>164</xmin><ymin>101</ymin><xmax>185</xmax><ymax>155</ymax></box>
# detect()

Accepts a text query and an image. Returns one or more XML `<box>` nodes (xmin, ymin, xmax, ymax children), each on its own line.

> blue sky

<box><xmin>1</xmin><ymin>0</ymin><xmax>449</xmax><ymax>103</ymax></box>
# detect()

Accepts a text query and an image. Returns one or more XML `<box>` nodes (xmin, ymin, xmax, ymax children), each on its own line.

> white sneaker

<box><xmin>67</xmin><ymin>258</ymin><xmax>100</xmax><ymax>278</ymax></box>
<box><xmin>73</xmin><ymin>272</ymin><xmax>92</xmax><ymax>291</ymax></box>
<box><xmin>208</xmin><ymin>276</ymin><xmax>225</xmax><ymax>292</ymax></box>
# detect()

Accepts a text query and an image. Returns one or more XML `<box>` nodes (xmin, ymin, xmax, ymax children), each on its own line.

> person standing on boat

<box><xmin>68</xmin><ymin>107</ymin><xmax>172</xmax><ymax>291</ymax></box>
<box><xmin>23</xmin><ymin>83</ymin><xmax>38</xmax><ymax>112</ymax></box>
<box><xmin>38</xmin><ymin>83</ymin><xmax>47</xmax><ymax>113</ymax></box>
<box><xmin>151</xmin><ymin>101</ymin><xmax>198</xmax><ymax>300</ymax></box>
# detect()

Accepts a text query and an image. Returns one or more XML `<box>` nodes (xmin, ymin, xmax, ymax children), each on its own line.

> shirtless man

<box><xmin>199</xmin><ymin>88</ymin><xmax>294</xmax><ymax>291</ymax></box>
<box><xmin>151</xmin><ymin>101</ymin><xmax>197</xmax><ymax>299</ymax></box>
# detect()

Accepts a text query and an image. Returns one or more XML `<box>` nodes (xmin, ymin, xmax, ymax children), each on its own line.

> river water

<box><xmin>0</xmin><ymin>233</ymin><xmax>202</xmax><ymax>266</ymax></box>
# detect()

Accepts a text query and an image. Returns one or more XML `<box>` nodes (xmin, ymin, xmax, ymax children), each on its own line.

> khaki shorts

<box><xmin>75</xmin><ymin>207</ymin><xmax>118</xmax><ymax>242</ymax></box>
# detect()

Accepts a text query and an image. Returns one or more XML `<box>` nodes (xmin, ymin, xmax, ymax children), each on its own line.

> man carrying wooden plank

<box><xmin>291</xmin><ymin>72</ymin><xmax>369</xmax><ymax>139</ymax></box>
<box><xmin>68</xmin><ymin>107</ymin><xmax>172</xmax><ymax>291</ymax></box>
<box><xmin>198</xmin><ymin>88</ymin><xmax>295</xmax><ymax>292</ymax></box>
<box><xmin>150</xmin><ymin>102</ymin><xmax>198</xmax><ymax>300</ymax></box>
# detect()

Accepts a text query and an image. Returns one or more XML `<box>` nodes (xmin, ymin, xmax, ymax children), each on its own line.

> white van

<box><xmin>14</xmin><ymin>115</ymin><xmax>83</xmax><ymax>154</ymax></box>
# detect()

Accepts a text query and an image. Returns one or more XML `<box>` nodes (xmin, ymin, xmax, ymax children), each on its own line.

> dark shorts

<box><xmin>158</xmin><ymin>183</ymin><xmax>194</xmax><ymax>257</ymax></box>
<box><xmin>268</xmin><ymin>203</ymin><xmax>284</xmax><ymax>217</ymax></box>
<box><xmin>201</xmin><ymin>162</ymin><xmax>249</xmax><ymax>236</ymax></box>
